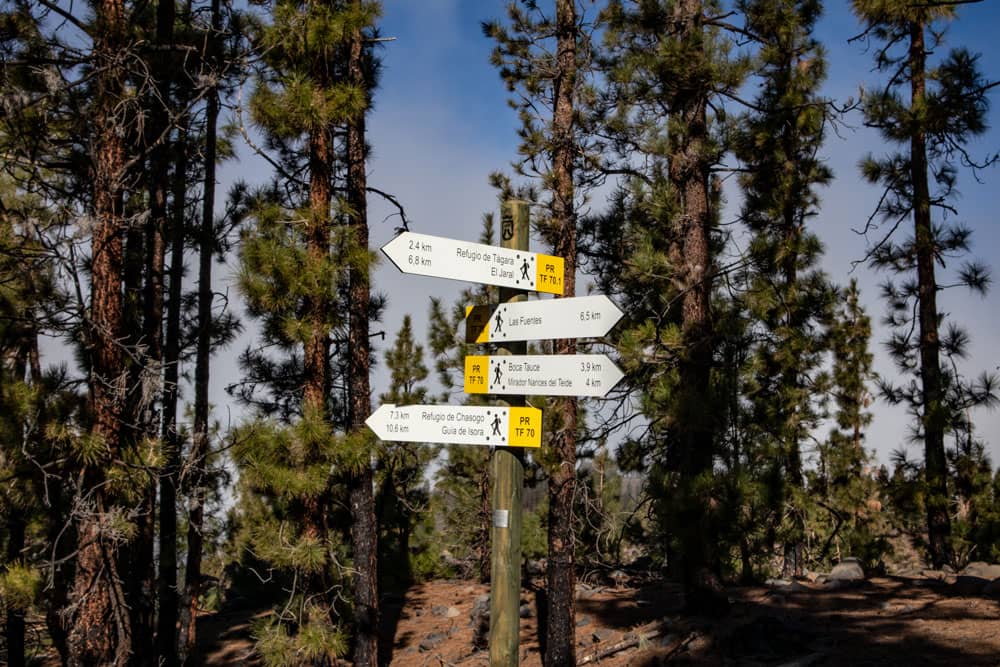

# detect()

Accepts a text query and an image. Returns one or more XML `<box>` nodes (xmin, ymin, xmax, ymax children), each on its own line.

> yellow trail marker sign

<box><xmin>465</xmin><ymin>354</ymin><xmax>624</xmax><ymax>398</ymax></box>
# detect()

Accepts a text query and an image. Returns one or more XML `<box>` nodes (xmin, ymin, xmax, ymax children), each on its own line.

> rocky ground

<box><xmin>196</xmin><ymin>561</ymin><xmax>1000</xmax><ymax>666</ymax></box>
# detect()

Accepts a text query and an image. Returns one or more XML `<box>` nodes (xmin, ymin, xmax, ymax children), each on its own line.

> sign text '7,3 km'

<box><xmin>365</xmin><ymin>404</ymin><xmax>542</xmax><ymax>448</ymax></box>
<box><xmin>381</xmin><ymin>231</ymin><xmax>564</xmax><ymax>294</ymax></box>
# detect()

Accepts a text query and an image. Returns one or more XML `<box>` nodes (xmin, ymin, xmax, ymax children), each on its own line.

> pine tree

<box><xmin>483</xmin><ymin>1</ymin><xmax>598</xmax><ymax>660</ymax></box>
<box><xmin>732</xmin><ymin>0</ymin><xmax>836</xmax><ymax>577</ymax></box>
<box><xmin>230</xmin><ymin>0</ymin><xmax>380</xmax><ymax>662</ymax></box>
<box><xmin>376</xmin><ymin>315</ymin><xmax>433</xmax><ymax>587</ymax></box>
<box><xmin>181</xmin><ymin>0</ymin><xmax>231</xmax><ymax>659</ymax></box>
<box><xmin>852</xmin><ymin>0</ymin><xmax>998</xmax><ymax>567</ymax></box>
<box><xmin>0</xmin><ymin>186</ymin><xmax>53</xmax><ymax>667</ymax></box>
<box><xmin>344</xmin><ymin>5</ymin><xmax>380</xmax><ymax>662</ymax></box>
<box><xmin>600</xmin><ymin>0</ymin><xmax>746</xmax><ymax>610</ymax></box>
<box><xmin>810</xmin><ymin>280</ymin><xmax>883</xmax><ymax>567</ymax></box>
<box><xmin>67</xmin><ymin>2</ymin><xmax>141</xmax><ymax>660</ymax></box>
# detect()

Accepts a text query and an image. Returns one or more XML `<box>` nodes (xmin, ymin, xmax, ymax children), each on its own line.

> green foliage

<box><xmin>574</xmin><ymin>449</ymin><xmax>641</xmax><ymax>565</ymax></box>
<box><xmin>728</xmin><ymin>0</ymin><xmax>838</xmax><ymax>577</ymax></box>
<box><xmin>803</xmin><ymin>281</ymin><xmax>888</xmax><ymax>570</ymax></box>
<box><xmin>253</xmin><ymin>611</ymin><xmax>347</xmax><ymax>667</ymax></box>
<box><xmin>249</xmin><ymin>0</ymin><xmax>379</xmax><ymax>137</ymax></box>
<box><xmin>855</xmin><ymin>0</ymin><xmax>997</xmax><ymax>565</ymax></box>
<box><xmin>521</xmin><ymin>503</ymin><xmax>548</xmax><ymax>562</ymax></box>
<box><xmin>376</xmin><ymin>314</ymin><xmax>436</xmax><ymax>588</ymax></box>
<box><xmin>0</xmin><ymin>562</ymin><xmax>42</xmax><ymax>611</ymax></box>
<box><xmin>949</xmin><ymin>435</ymin><xmax>1000</xmax><ymax>565</ymax></box>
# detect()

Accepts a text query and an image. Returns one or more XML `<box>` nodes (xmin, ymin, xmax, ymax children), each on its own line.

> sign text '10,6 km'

<box><xmin>365</xmin><ymin>404</ymin><xmax>542</xmax><ymax>448</ymax></box>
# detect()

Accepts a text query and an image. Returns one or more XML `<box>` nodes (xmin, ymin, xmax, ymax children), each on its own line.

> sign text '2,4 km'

<box><xmin>381</xmin><ymin>231</ymin><xmax>564</xmax><ymax>294</ymax></box>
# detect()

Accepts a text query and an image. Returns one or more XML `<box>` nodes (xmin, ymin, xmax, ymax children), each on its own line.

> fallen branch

<box><xmin>662</xmin><ymin>633</ymin><xmax>697</xmax><ymax>661</ymax></box>
<box><xmin>578</xmin><ymin>630</ymin><xmax>660</xmax><ymax>665</ymax></box>
<box><xmin>577</xmin><ymin>630</ymin><xmax>695</xmax><ymax>665</ymax></box>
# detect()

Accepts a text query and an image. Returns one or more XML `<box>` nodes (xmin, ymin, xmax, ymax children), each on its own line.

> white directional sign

<box><xmin>465</xmin><ymin>295</ymin><xmax>624</xmax><ymax>343</ymax></box>
<box><xmin>381</xmin><ymin>232</ymin><xmax>564</xmax><ymax>295</ymax></box>
<box><xmin>464</xmin><ymin>354</ymin><xmax>624</xmax><ymax>398</ymax></box>
<box><xmin>365</xmin><ymin>404</ymin><xmax>542</xmax><ymax>448</ymax></box>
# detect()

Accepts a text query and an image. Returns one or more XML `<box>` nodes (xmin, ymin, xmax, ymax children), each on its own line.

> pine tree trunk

<box><xmin>122</xmin><ymin>175</ymin><xmax>156</xmax><ymax>662</ymax></box>
<box><xmin>909</xmin><ymin>19</ymin><xmax>951</xmax><ymax>569</ymax></box>
<box><xmin>298</xmin><ymin>47</ymin><xmax>335</xmax><ymax>622</ymax></box>
<box><xmin>545</xmin><ymin>0</ymin><xmax>578</xmax><ymax>664</ymax></box>
<box><xmin>347</xmin><ymin>11</ymin><xmax>378</xmax><ymax>664</ymax></box>
<box><xmin>160</xmin><ymin>123</ymin><xmax>189</xmax><ymax>666</ymax></box>
<box><xmin>781</xmin><ymin>102</ymin><xmax>804</xmax><ymax>579</ymax></box>
<box><xmin>45</xmin><ymin>483</ymin><xmax>72</xmax><ymax>663</ymax></box>
<box><xmin>151</xmin><ymin>0</ymin><xmax>179</xmax><ymax>660</ymax></box>
<box><xmin>667</xmin><ymin>0</ymin><xmax>721</xmax><ymax>610</ymax></box>
<box><xmin>304</xmin><ymin>126</ymin><xmax>332</xmax><ymax>416</ymax></box>
<box><xmin>181</xmin><ymin>3</ymin><xmax>221</xmax><ymax>660</ymax></box>
<box><xmin>68</xmin><ymin>0</ymin><xmax>132</xmax><ymax>661</ymax></box>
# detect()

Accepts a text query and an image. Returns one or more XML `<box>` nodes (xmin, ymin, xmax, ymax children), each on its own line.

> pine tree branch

<box><xmin>366</xmin><ymin>186</ymin><xmax>409</xmax><ymax>232</ymax></box>
<box><xmin>35</xmin><ymin>0</ymin><xmax>90</xmax><ymax>35</ymax></box>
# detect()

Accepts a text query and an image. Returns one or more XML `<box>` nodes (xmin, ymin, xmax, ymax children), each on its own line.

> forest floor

<box><xmin>196</xmin><ymin>567</ymin><xmax>1000</xmax><ymax>666</ymax></box>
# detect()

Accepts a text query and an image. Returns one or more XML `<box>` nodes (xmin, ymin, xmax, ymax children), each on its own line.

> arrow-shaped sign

<box><xmin>381</xmin><ymin>232</ymin><xmax>564</xmax><ymax>295</ymax></box>
<box><xmin>365</xmin><ymin>404</ymin><xmax>542</xmax><ymax>448</ymax></box>
<box><xmin>465</xmin><ymin>295</ymin><xmax>624</xmax><ymax>343</ymax></box>
<box><xmin>464</xmin><ymin>354</ymin><xmax>624</xmax><ymax>398</ymax></box>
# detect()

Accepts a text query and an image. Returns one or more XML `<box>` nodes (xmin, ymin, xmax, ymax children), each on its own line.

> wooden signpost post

<box><xmin>372</xmin><ymin>199</ymin><xmax>623</xmax><ymax>666</ymax></box>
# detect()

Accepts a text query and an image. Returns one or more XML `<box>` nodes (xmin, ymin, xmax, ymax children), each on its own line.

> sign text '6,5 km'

<box><xmin>465</xmin><ymin>294</ymin><xmax>623</xmax><ymax>343</ymax></box>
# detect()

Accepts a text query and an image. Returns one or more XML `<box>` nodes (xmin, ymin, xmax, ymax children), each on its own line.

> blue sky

<box><xmin>219</xmin><ymin>0</ymin><xmax>1000</xmax><ymax>467</ymax></box>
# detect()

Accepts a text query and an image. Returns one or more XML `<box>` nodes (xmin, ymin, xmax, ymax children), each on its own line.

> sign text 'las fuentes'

<box><xmin>465</xmin><ymin>295</ymin><xmax>623</xmax><ymax>343</ymax></box>
<box><xmin>365</xmin><ymin>404</ymin><xmax>542</xmax><ymax>448</ymax></box>
<box><xmin>464</xmin><ymin>354</ymin><xmax>624</xmax><ymax>398</ymax></box>
<box><xmin>381</xmin><ymin>232</ymin><xmax>564</xmax><ymax>295</ymax></box>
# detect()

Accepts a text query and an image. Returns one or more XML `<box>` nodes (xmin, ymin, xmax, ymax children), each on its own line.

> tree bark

<box><xmin>546</xmin><ymin>0</ymin><xmax>578</xmax><ymax>664</ymax></box>
<box><xmin>666</xmin><ymin>0</ymin><xmax>721</xmax><ymax>609</ymax></box>
<box><xmin>347</xmin><ymin>10</ymin><xmax>378</xmax><ymax>665</ymax></box>
<box><xmin>151</xmin><ymin>0</ymin><xmax>179</xmax><ymax>660</ymax></box>
<box><xmin>909</xmin><ymin>19</ymin><xmax>951</xmax><ymax>569</ymax></box>
<box><xmin>304</xmin><ymin>120</ymin><xmax>332</xmax><ymax>417</ymax></box>
<box><xmin>160</xmin><ymin>122</ymin><xmax>189</xmax><ymax>667</ymax></box>
<box><xmin>67</xmin><ymin>0</ymin><xmax>132</xmax><ymax>662</ymax></box>
<box><xmin>122</xmin><ymin>157</ymin><xmax>155</xmax><ymax>666</ymax></box>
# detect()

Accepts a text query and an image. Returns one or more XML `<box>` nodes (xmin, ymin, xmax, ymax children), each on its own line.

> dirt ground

<box><xmin>195</xmin><ymin>570</ymin><xmax>1000</xmax><ymax>666</ymax></box>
